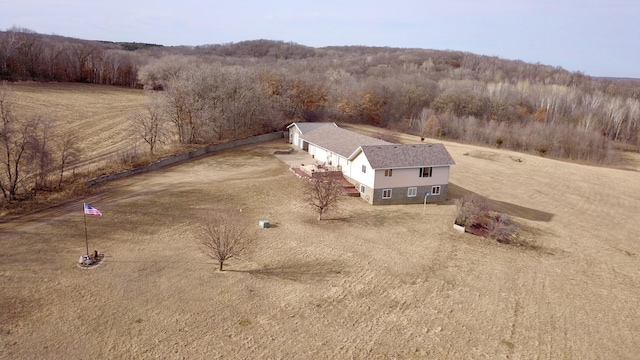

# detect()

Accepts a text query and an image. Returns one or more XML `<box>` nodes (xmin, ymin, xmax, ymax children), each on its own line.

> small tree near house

<box><xmin>305</xmin><ymin>173</ymin><xmax>342</xmax><ymax>220</ymax></box>
<box><xmin>196</xmin><ymin>213</ymin><xmax>255</xmax><ymax>271</ymax></box>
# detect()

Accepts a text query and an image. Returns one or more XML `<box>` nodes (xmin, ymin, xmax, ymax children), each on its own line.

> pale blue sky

<box><xmin>2</xmin><ymin>0</ymin><xmax>639</xmax><ymax>78</ymax></box>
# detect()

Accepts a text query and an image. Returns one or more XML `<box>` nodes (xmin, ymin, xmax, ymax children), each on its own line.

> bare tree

<box><xmin>409</xmin><ymin>107</ymin><xmax>431</xmax><ymax>137</ymax></box>
<box><xmin>162</xmin><ymin>65</ymin><xmax>215</xmax><ymax>144</ymax></box>
<box><xmin>0</xmin><ymin>84</ymin><xmax>49</xmax><ymax>201</ymax></box>
<box><xmin>305</xmin><ymin>174</ymin><xmax>342</xmax><ymax>220</ymax></box>
<box><xmin>197</xmin><ymin>213</ymin><xmax>255</xmax><ymax>271</ymax></box>
<box><xmin>56</xmin><ymin>130</ymin><xmax>80</xmax><ymax>188</ymax></box>
<box><xmin>131</xmin><ymin>92</ymin><xmax>166</xmax><ymax>155</ymax></box>
<box><xmin>0</xmin><ymin>83</ymin><xmax>67</xmax><ymax>201</ymax></box>
<box><xmin>0</xmin><ymin>27</ymin><xmax>24</xmax><ymax>77</ymax></box>
<box><xmin>424</xmin><ymin>114</ymin><xmax>442</xmax><ymax>138</ymax></box>
<box><xmin>32</xmin><ymin>115</ymin><xmax>55</xmax><ymax>192</ymax></box>
<box><xmin>41</xmin><ymin>37</ymin><xmax>65</xmax><ymax>81</ymax></box>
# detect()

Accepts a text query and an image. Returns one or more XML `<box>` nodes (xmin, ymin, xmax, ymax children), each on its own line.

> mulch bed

<box><xmin>465</xmin><ymin>224</ymin><xmax>490</xmax><ymax>237</ymax></box>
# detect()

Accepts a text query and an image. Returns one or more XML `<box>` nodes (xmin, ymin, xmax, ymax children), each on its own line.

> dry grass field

<box><xmin>1</xmin><ymin>84</ymin><xmax>640</xmax><ymax>359</ymax></box>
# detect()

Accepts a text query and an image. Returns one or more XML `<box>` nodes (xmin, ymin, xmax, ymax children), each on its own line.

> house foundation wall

<box><xmin>371</xmin><ymin>184</ymin><xmax>448</xmax><ymax>205</ymax></box>
<box><xmin>346</xmin><ymin>179</ymin><xmax>448</xmax><ymax>206</ymax></box>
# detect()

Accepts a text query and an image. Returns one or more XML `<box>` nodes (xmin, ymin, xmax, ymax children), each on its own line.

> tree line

<box><xmin>1</xmin><ymin>27</ymin><xmax>141</xmax><ymax>86</ymax></box>
<box><xmin>3</xmin><ymin>27</ymin><xmax>640</xmax><ymax>167</ymax></box>
<box><xmin>135</xmin><ymin>52</ymin><xmax>639</xmax><ymax>163</ymax></box>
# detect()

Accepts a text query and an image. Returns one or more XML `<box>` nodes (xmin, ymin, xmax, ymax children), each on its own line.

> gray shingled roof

<box><xmin>288</xmin><ymin>122</ymin><xmax>336</xmax><ymax>134</ymax></box>
<box><xmin>301</xmin><ymin>125</ymin><xmax>391</xmax><ymax>158</ymax></box>
<box><xmin>360</xmin><ymin>143</ymin><xmax>456</xmax><ymax>169</ymax></box>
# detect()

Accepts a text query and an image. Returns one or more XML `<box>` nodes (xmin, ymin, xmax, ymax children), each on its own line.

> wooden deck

<box><xmin>290</xmin><ymin>167</ymin><xmax>360</xmax><ymax>197</ymax></box>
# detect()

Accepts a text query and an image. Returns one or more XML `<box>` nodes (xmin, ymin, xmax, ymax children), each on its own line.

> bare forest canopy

<box><xmin>2</xmin><ymin>27</ymin><xmax>640</xmax><ymax>163</ymax></box>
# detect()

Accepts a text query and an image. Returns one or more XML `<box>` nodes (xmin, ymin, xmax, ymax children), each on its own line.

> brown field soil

<box><xmin>1</xmin><ymin>84</ymin><xmax>640</xmax><ymax>359</ymax></box>
<box><xmin>5</xmin><ymin>82</ymin><xmax>148</xmax><ymax>172</ymax></box>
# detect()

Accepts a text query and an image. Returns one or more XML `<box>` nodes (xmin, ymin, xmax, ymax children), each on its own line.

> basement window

<box><xmin>382</xmin><ymin>189</ymin><xmax>392</xmax><ymax>199</ymax></box>
<box><xmin>360</xmin><ymin>184</ymin><xmax>365</xmax><ymax>193</ymax></box>
<box><xmin>407</xmin><ymin>187</ymin><xmax>417</xmax><ymax>197</ymax></box>
<box><xmin>431</xmin><ymin>186</ymin><xmax>441</xmax><ymax>195</ymax></box>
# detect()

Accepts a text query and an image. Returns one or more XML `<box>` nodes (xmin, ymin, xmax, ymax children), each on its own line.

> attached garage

<box><xmin>286</xmin><ymin>123</ymin><xmax>336</xmax><ymax>151</ymax></box>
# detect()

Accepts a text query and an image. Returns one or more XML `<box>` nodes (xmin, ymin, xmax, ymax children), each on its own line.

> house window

<box><xmin>360</xmin><ymin>184</ymin><xmax>365</xmax><ymax>193</ymax></box>
<box><xmin>382</xmin><ymin>189</ymin><xmax>392</xmax><ymax>199</ymax></box>
<box><xmin>419</xmin><ymin>167</ymin><xmax>433</xmax><ymax>177</ymax></box>
<box><xmin>384</xmin><ymin>169</ymin><xmax>393</xmax><ymax>177</ymax></box>
<box><xmin>407</xmin><ymin>187</ymin><xmax>417</xmax><ymax>197</ymax></box>
<box><xmin>362</xmin><ymin>165</ymin><xmax>367</xmax><ymax>174</ymax></box>
<box><xmin>431</xmin><ymin>186</ymin><xmax>441</xmax><ymax>195</ymax></box>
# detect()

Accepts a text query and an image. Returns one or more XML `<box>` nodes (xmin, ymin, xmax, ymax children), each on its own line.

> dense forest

<box><xmin>2</xmin><ymin>26</ymin><xmax>640</xmax><ymax>168</ymax></box>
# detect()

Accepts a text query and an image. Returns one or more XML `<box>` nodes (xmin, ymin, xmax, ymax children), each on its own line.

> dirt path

<box><xmin>1</xmin><ymin>136</ymin><xmax>639</xmax><ymax>359</ymax></box>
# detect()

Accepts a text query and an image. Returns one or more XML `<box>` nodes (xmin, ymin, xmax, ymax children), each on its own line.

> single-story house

<box><xmin>287</xmin><ymin>122</ymin><xmax>456</xmax><ymax>205</ymax></box>
<box><xmin>287</xmin><ymin>122</ymin><xmax>336</xmax><ymax>150</ymax></box>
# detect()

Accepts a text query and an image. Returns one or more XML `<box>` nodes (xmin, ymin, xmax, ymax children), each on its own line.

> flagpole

<box><xmin>83</xmin><ymin>202</ymin><xmax>89</xmax><ymax>256</ymax></box>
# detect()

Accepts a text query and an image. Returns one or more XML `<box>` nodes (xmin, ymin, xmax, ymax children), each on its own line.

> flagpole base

<box><xmin>77</xmin><ymin>251</ymin><xmax>105</xmax><ymax>269</ymax></box>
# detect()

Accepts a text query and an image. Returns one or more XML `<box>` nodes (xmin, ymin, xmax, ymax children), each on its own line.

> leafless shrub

<box><xmin>455</xmin><ymin>194</ymin><xmax>521</xmax><ymax>245</ymax></box>
<box><xmin>487</xmin><ymin>213</ymin><xmax>520</xmax><ymax>244</ymax></box>
<box><xmin>117</xmin><ymin>149</ymin><xmax>145</xmax><ymax>168</ymax></box>
<box><xmin>196</xmin><ymin>212</ymin><xmax>256</xmax><ymax>271</ymax></box>
<box><xmin>455</xmin><ymin>194</ymin><xmax>491</xmax><ymax>228</ymax></box>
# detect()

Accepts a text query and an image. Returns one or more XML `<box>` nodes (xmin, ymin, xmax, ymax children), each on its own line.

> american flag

<box><xmin>84</xmin><ymin>203</ymin><xmax>103</xmax><ymax>217</ymax></box>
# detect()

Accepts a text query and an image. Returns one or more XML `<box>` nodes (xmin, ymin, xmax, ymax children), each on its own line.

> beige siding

<box><xmin>374</xmin><ymin>166</ymin><xmax>450</xmax><ymax>188</ymax></box>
